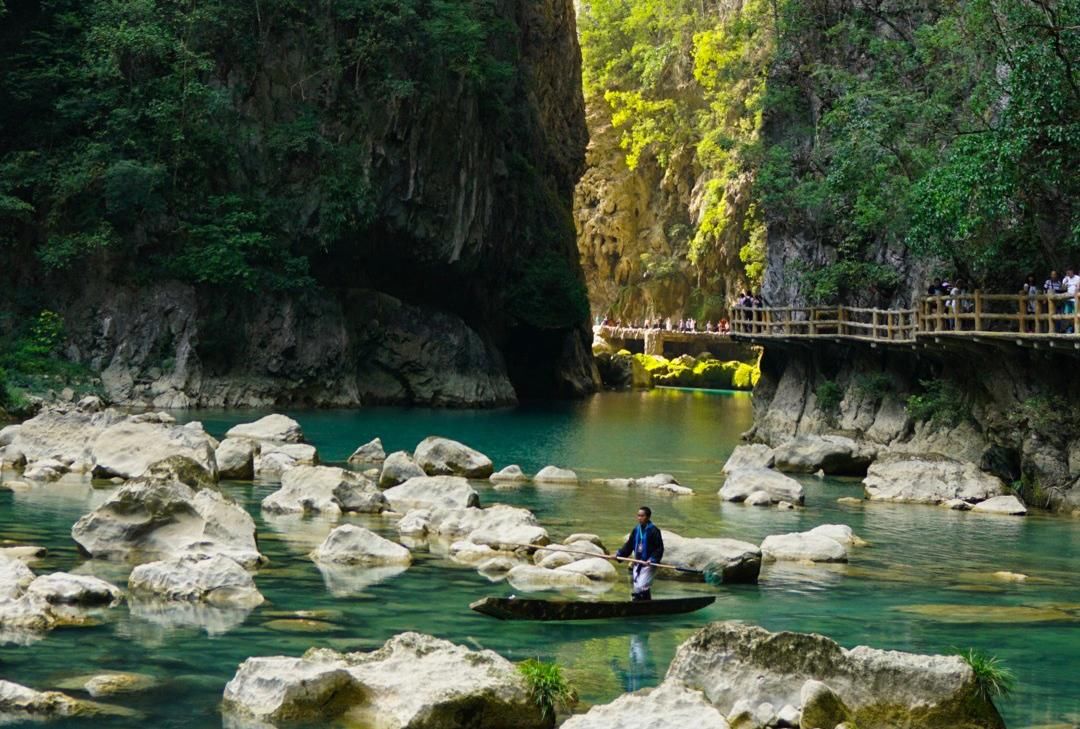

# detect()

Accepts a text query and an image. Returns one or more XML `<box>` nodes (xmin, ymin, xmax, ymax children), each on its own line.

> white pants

<box><xmin>631</xmin><ymin>564</ymin><xmax>655</xmax><ymax>594</ymax></box>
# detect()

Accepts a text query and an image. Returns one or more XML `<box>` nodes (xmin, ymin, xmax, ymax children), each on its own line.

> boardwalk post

<box><xmin>935</xmin><ymin>297</ymin><xmax>944</xmax><ymax>332</ymax></box>
<box><xmin>974</xmin><ymin>290</ymin><xmax>982</xmax><ymax>332</ymax></box>
<box><xmin>872</xmin><ymin>309</ymin><xmax>879</xmax><ymax>340</ymax></box>
<box><xmin>838</xmin><ymin>306</ymin><xmax>846</xmax><ymax>336</ymax></box>
<box><xmin>1075</xmin><ymin>293</ymin><xmax>1079</xmax><ymax>335</ymax></box>
<box><xmin>1018</xmin><ymin>295</ymin><xmax>1025</xmax><ymax>334</ymax></box>
<box><xmin>887</xmin><ymin>312</ymin><xmax>894</xmax><ymax>340</ymax></box>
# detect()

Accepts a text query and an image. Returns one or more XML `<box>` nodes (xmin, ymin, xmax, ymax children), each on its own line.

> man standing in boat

<box><xmin>615</xmin><ymin>506</ymin><xmax>664</xmax><ymax>601</ymax></box>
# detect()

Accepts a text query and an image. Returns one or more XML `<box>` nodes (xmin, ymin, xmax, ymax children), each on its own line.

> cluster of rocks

<box><xmin>722</xmin><ymin>437</ymin><xmax>1028</xmax><ymax>516</ymax></box>
<box><xmin>219</xmin><ymin>623</ymin><xmax>1006</xmax><ymax>729</ymax></box>
<box><xmin>0</xmin><ymin>554</ymin><xmax>122</xmax><ymax>642</ymax></box>
<box><xmin>566</xmin><ymin>621</ymin><xmax>1006</xmax><ymax>729</ymax></box>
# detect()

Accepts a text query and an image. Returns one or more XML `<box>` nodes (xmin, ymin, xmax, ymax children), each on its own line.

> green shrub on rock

<box><xmin>956</xmin><ymin>649</ymin><xmax>1015</xmax><ymax>702</ymax></box>
<box><xmin>517</xmin><ymin>658</ymin><xmax>575</xmax><ymax>720</ymax></box>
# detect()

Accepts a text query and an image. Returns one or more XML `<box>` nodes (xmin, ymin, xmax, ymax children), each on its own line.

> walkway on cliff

<box><xmin>598</xmin><ymin>292</ymin><xmax>1080</xmax><ymax>354</ymax></box>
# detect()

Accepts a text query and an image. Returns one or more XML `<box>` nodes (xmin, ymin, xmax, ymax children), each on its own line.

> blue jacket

<box><xmin>616</xmin><ymin>522</ymin><xmax>664</xmax><ymax>564</ymax></box>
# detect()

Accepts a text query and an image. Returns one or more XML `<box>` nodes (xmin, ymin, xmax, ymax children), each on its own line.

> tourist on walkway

<box><xmin>1063</xmin><ymin>268</ymin><xmax>1080</xmax><ymax>333</ymax></box>
<box><xmin>615</xmin><ymin>506</ymin><xmax>664</xmax><ymax>602</ymax></box>
<box><xmin>1022</xmin><ymin>275</ymin><xmax>1040</xmax><ymax>332</ymax></box>
<box><xmin>1046</xmin><ymin>270</ymin><xmax>1064</xmax><ymax>332</ymax></box>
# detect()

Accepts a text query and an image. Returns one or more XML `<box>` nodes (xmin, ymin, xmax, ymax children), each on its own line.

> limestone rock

<box><xmin>771</xmin><ymin>435</ymin><xmax>876</xmax><ymax>476</ymax></box>
<box><xmin>555</xmin><ymin>556</ymin><xmax>617</xmax><ymax>580</ymax></box>
<box><xmin>745</xmin><ymin>490</ymin><xmax>772</xmax><ymax>506</ymax></box>
<box><xmin>807</xmin><ymin>524</ymin><xmax>865</xmax><ymax>547</ymax></box>
<box><xmin>534</xmin><ymin>465</ymin><xmax>578</xmax><ymax>484</ymax></box>
<box><xmin>262</xmin><ymin>465</ymin><xmax>387</xmax><ymax>516</ymax></box>
<box><xmin>413</xmin><ymin>436</ymin><xmax>493</xmax><ymax>478</ymax></box>
<box><xmin>71</xmin><ymin>477</ymin><xmax>262</xmax><ymax>567</ymax></box>
<box><xmin>222</xmin><ymin>633</ymin><xmax>545</xmax><ymax>728</ymax></box>
<box><xmin>57</xmin><ymin>672</ymin><xmax>158</xmax><ymax>698</ymax></box>
<box><xmin>662</xmin><ymin>531</ymin><xmax>761</xmax><ymax>584</ymax></box>
<box><xmin>25</xmin><ymin>573</ymin><xmax>122</xmax><ymax>606</ymax></box>
<box><xmin>0</xmin><ymin>424</ymin><xmax>19</xmax><ymax>448</ymax></box>
<box><xmin>564</xmin><ymin>533</ymin><xmax>605</xmax><ymax>549</ymax></box>
<box><xmin>91</xmin><ymin>417</ymin><xmax>218</xmax><ymax>480</ymax></box>
<box><xmin>490</xmin><ymin>464</ymin><xmax>528</xmax><ymax>483</ymax></box>
<box><xmin>254</xmin><ymin>451</ymin><xmax>298</xmax><ymax>480</ymax></box>
<box><xmin>943</xmin><ymin>498</ymin><xmax>972</xmax><ymax>511</ymax></box>
<box><xmin>216</xmin><ymin>438</ymin><xmax>258</xmax><ymax>480</ymax></box>
<box><xmin>348</xmin><ymin>437</ymin><xmax>386</xmax><ymax>465</ymax></box>
<box><xmin>400</xmin><ymin>504</ymin><xmax>547</xmax><ymax>550</ymax></box>
<box><xmin>225</xmin><ymin>414</ymin><xmax>304</xmax><ymax>443</ymax></box>
<box><xmin>720</xmin><ymin>469</ymin><xmax>805</xmax><ymax>505</ymax></box>
<box><xmin>261</xmin><ymin>442</ymin><xmax>318</xmax><ymax>465</ymax></box>
<box><xmin>722</xmin><ymin>444</ymin><xmax>775</xmax><ymax>473</ymax></box>
<box><xmin>0</xmin><ymin>556</ymin><xmax>37</xmax><ymax>601</ymax></box>
<box><xmin>310</xmin><ymin>525</ymin><xmax>411</xmax><ymax>566</ymax></box>
<box><xmin>760</xmin><ymin>532</ymin><xmax>848</xmax><ymax>563</ymax></box>
<box><xmin>506</xmin><ymin>564</ymin><xmax>597</xmax><ymax>591</ymax></box>
<box><xmin>562</xmin><ymin>683</ymin><xmax>730</xmax><ymax>729</ymax></box>
<box><xmin>0</xmin><ymin>679</ymin><xmax>127</xmax><ymax>719</ymax></box>
<box><xmin>970</xmin><ymin>495</ymin><xmax>1027</xmax><ymax>515</ymax></box>
<box><xmin>863</xmin><ymin>454</ymin><xmax>1006</xmax><ymax>504</ymax></box>
<box><xmin>799</xmin><ymin>680</ymin><xmax>851</xmax><ymax>729</ymax></box>
<box><xmin>535</xmin><ymin>541</ymin><xmax>604</xmax><ymax>568</ymax></box>
<box><xmin>379</xmin><ymin>451</ymin><xmax>426</xmax><ymax>488</ymax></box>
<box><xmin>665</xmin><ymin>622</ymin><xmax>1005</xmax><ymax>729</ymax></box>
<box><xmin>128</xmin><ymin>554</ymin><xmax>264</xmax><ymax>607</ymax></box>
<box><xmin>382</xmin><ymin>476</ymin><xmax>479</xmax><ymax>511</ymax></box>
<box><xmin>3</xmin><ymin>407</ymin><xmax>123</xmax><ymax>472</ymax></box>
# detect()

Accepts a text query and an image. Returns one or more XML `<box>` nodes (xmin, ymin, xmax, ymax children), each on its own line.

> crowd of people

<box><xmin>928</xmin><ymin>269</ymin><xmax>1080</xmax><ymax>333</ymax></box>
<box><xmin>597</xmin><ymin>315</ymin><xmax>732</xmax><ymax>334</ymax></box>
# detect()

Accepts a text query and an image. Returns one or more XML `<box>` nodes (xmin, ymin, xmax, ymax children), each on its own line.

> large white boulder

<box><xmin>2</xmin><ymin>407</ymin><xmax>123</xmax><ymax>472</ymax></box>
<box><xmin>90</xmin><ymin>415</ymin><xmax>218</xmax><ymax>480</ymax></box>
<box><xmin>413</xmin><ymin>436</ymin><xmax>493</xmax><ymax>478</ymax></box>
<box><xmin>399</xmin><ymin>504</ymin><xmax>548</xmax><ymax>552</ymax></box>
<box><xmin>720</xmin><ymin>469</ymin><xmax>805</xmax><ymax>505</ymax></box>
<box><xmin>562</xmin><ymin>683</ymin><xmax>731</xmax><ymax>729</ymax></box>
<box><xmin>382</xmin><ymin>476</ymin><xmax>479</xmax><ymax>511</ymax></box>
<box><xmin>665</xmin><ymin>622</ymin><xmax>1006</xmax><ymax>729</ymax></box>
<box><xmin>310</xmin><ymin>525</ymin><xmax>411</xmax><ymax>566</ymax></box>
<box><xmin>0</xmin><ymin>424</ymin><xmax>20</xmax><ymax>448</ymax></box>
<box><xmin>770</xmin><ymin>435</ymin><xmax>877</xmax><ymax>475</ymax></box>
<box><xmin>555</xmin><ymin>557</ymin><xmax>617</xmax><ymax>581</ymax></box>
<box><xmin>24</xmin><ymin>573</ymin><xmax>122</xmax><ymax>606</ymax></box>
<box><xmin>262</xmin><ymin>465</ymin><xmax>387</xmax><ymax>516</ymax></box>
<box><xmin>0</xmin><ymin>556</ymin><xmax>35</xmax><ymax>601</ymax></box>
<box><xmin>0</xmin><ymin>564</ymin><xmax>123</xmax><ymax>640</ymax></box>
<box><xmin>534</xmin><ymin>465</ymin><xmax>578</xmax><ymax>484</ymax></box>
<box><xmin>128</xmin><ymin>554</ymin><xmax>264</xmax><ymax>607</ymax></box>
<box><xmin>661</xmin><ymin>531</ymin><xmax>762</xmax><ymax>584</ymax></box>
<box><xmin>225</xmin><ymin>414</ymin><xmax>304</xmax><ymax>443</ymax></box>
<box><xmin>863</xmin><ymin>454</ymin><xmax>1006</xmax><ymax>504</ymax></box>
<box><xmin>215</xmin><ymin>438</ymin><xmax>258</xmax><ymax>480</ymax></box>
<box><xmin>222</xmin><ymin>633</ymin><xmax>546</xmax><ymax>728</ymax></box>
<box><xmin>970</xmin><ymin>494</ymin><xmax>1027</xmax><ymax>515</ymax></box>
<box><xmin>506</xmin><ymin>564</ymin><xmax>596</xmax><ymax>591</ymax></box>
<box><xmin>722</xmin><ymin>444</ymin><xmax>775</xmax><ymax>473</ymax></box>
<box><xmin>348</xmin><ymin>437</ymin><xmax>386</xmax><ymax>465</ymax></box>
<box><xmin>760</xmin><ymin>532</ymin><xmax>849</xmax><ymax>563</ymax></box>
<box><xmin>379</xmin><ymin>451</ymin><xmax>426</xmax><ymax>488</ymax></box>
<box><xmin>71</xmin><ymin>477</ymin><xmax>263</xmax><ymax>567</ymax></box>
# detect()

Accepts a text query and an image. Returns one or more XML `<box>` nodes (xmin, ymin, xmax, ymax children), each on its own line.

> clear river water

<box><xmin>1</xmin><ymin>389</ymin><xmax>1078</xmax><ymax>728</ymax></box>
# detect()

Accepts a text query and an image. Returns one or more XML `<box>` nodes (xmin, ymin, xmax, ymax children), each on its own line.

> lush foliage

<box><xmin>581</xmin><ymin>0</ymin><xmax>1079</xmax><ymax>303</ymax></box>
<box><xmin>630</xmin><ymin>353</ymin><xmax>758</xmax><ymax>390</ymax></box>
<box><xmin>815</xmin><ymin>380</ymin><xmax>843</xmax><ymax>415</ymax></box>
<box><xmin>0</xmin><ymin>0</ymin><xmax>517</xmax><ymax>290</ymax></box>
<box><xmin>906</xmin><ymin>379</ymin><xmax>965</xmax><ymax>426</ymax></box>
<box><xmin>852</xmin><ymin>372</ymin><xmax>894</xmax><ymax>402</ymax></box>
<box><xmin>956</xmin><ymin>649</ymin><xmax>1016</xmax><ymax>702</ymax></box>
<box><xmin>517</xmin><ymin>658</ymin><xmax>575</xmax><ymax>719</ymax></box>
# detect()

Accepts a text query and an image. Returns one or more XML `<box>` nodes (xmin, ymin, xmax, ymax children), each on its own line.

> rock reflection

<box><xmin>126</xmin><ymin>599</ymin><xmax>254</xmax><ymax>638</ymax></box>
<box><xmin>315</xmin><ymin>563</ymin><xmax>409</xmax><ymax>597</ymax></box>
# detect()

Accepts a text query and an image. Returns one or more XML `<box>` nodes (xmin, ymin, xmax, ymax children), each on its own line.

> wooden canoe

<box><xmin>469</xmin><ymin>595</ymin><xmax>715</xmax><ymax>621</ymax></box>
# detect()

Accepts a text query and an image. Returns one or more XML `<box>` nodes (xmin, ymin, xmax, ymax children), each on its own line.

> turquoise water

<box><xmin>1</xmin><ymin>389</ymin><xmax>1078</xmax><ymax>727</ymax></box>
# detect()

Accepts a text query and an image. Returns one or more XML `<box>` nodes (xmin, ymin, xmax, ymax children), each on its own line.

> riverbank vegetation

<box><xmin>578</xmin><ymin>0</ymin><xmax>1078</xmax><ymax>302</ymax></box>
<box><xmin>517</xmin><ymin>658</ymin><xmax>576</xmax><ymax>720</ymax></box>
<box><xmin>595</xmin><ymin>350</ymin><xmax>759</xmax><ymax>391</ymax></box>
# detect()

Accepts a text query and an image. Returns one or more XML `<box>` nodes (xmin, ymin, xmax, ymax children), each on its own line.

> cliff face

<box><xmin>0</xmin><ymin>0</ymin><xmax>597</xmax><ymax>407</ymax></box>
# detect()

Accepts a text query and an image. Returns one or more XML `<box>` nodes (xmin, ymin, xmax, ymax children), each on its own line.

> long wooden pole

<box><xmin>505</xmin><ymin>542</ymin><xmax>702</xmax><ymax>575</ymax></box>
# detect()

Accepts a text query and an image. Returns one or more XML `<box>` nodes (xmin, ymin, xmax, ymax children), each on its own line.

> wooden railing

<box><xmin>731</xmin><ymin>292</ymin><xmax>1080</xmax><ymax>343</ymax></box>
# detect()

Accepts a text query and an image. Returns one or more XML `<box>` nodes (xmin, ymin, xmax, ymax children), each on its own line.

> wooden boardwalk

<box><xmin>729</xmin><ymin>293</ymin><xmax>1080</xmax><ymax>350</ymax></box>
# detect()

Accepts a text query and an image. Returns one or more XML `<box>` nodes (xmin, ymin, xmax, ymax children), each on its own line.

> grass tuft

<box><xmin>517</xmin><ymin>658</ymin><xmax>575</xmax><ymax>719</ymax></box>
<box><xmin>956</xmin><ymin>648</ymin><xmax>1015</xmax><ymax>701</ymax></box>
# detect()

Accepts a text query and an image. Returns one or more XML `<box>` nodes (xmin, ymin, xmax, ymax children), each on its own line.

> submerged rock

<box><xmin>863</xmin><ymin>454</ymin><xmax>1006</xmax><ymax>504</ymax></box>
<box><xmin>222</xmin><ymin>632</ymin><xmax>546</xmax><ymax>728</ymax></box>
<box><xmin>489</xmin><ymin>464</ymin><xmax>528</xmax><ymax>483</ymax></box>
<box><xmin>413</xmin><ymin>436</ymin><xmax>494</xmax><ymax>478</ymax></box>
<box><xmin>661</xmin><ymin>531</ymin><xmax>761</xmax><ymax>584</ymax></box>
<box><xmin>562</xmin><ymin>682</ymin><xmax>730</xmax><ymax>729</ymax></box>
<box><xmin>665</xmin><ymin>622</ymin><xmax>1006</xmax><ymax>729</ymax></box>
<box><xmin>262</xmin><ymin>465</ymin><xmax>387</xmax><ymax>516</ymax></box>
<box><xmin>397</xmin><ymin>504</ymin><xmax>547</xmax><ymax>550</ymax></box>
<box><xmin>348</xmin><ymin>437</ymin><xmax>386</xmax><ymax>465</ymax></box>
<box><xmin>0</xmin><ymin>679</ymin><xmax>134</xmax><ymax>720</ymax></box>
<box><xmin>55</xmin><ymin>672</ymin><xmax>159</xmax><ymax>698</ymax></box>
<box><xmin>128</xmin><ymin>554</ymin><xmax>264</xmax><ymax>607</ymax></box>
<box><xmin>382</xmin><ymin>476</ymin><xmax>479</xmax><ymax>511</ymax></box>
<box><xmin>720</xmin><ymin>468</ymin><xmax>804</xmax><ymax>505</ymax></box>
<box><xmin>505</xmin><ymin>564</ymin><xmax>600</xmax><ymax>591</ymax></box>
<box><xmin>760</xmin><ymin>532</ymin><xmax>848</xmax><ymax>563</ymax></box>
<box><xmin>71</xmin><ymin>477</ymin><xmax>262</xmax><ymax>567</ymax></box>
<box><xmin>597</xmin><ymin>473</ymin><xmax>694</xmax><ymax>495</ymax></box>
<box><xmin>970</xmin><ymin>495</ymin><xmax>1027</xmax><ymax>515</ymax></box>
<box><xmin>533</xmin><ymin>465</ymin><xmax>578</xmax><ymax>484</ymax></box>
<box><xmin>310</xmin><ymin>525</ymin><xmax>412</xmax><ymax>566</ymax></box>
<box><xmin>379</xmin><ymin>451</ymin><xmax>427</xmax><ymax>488</ymax></box>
